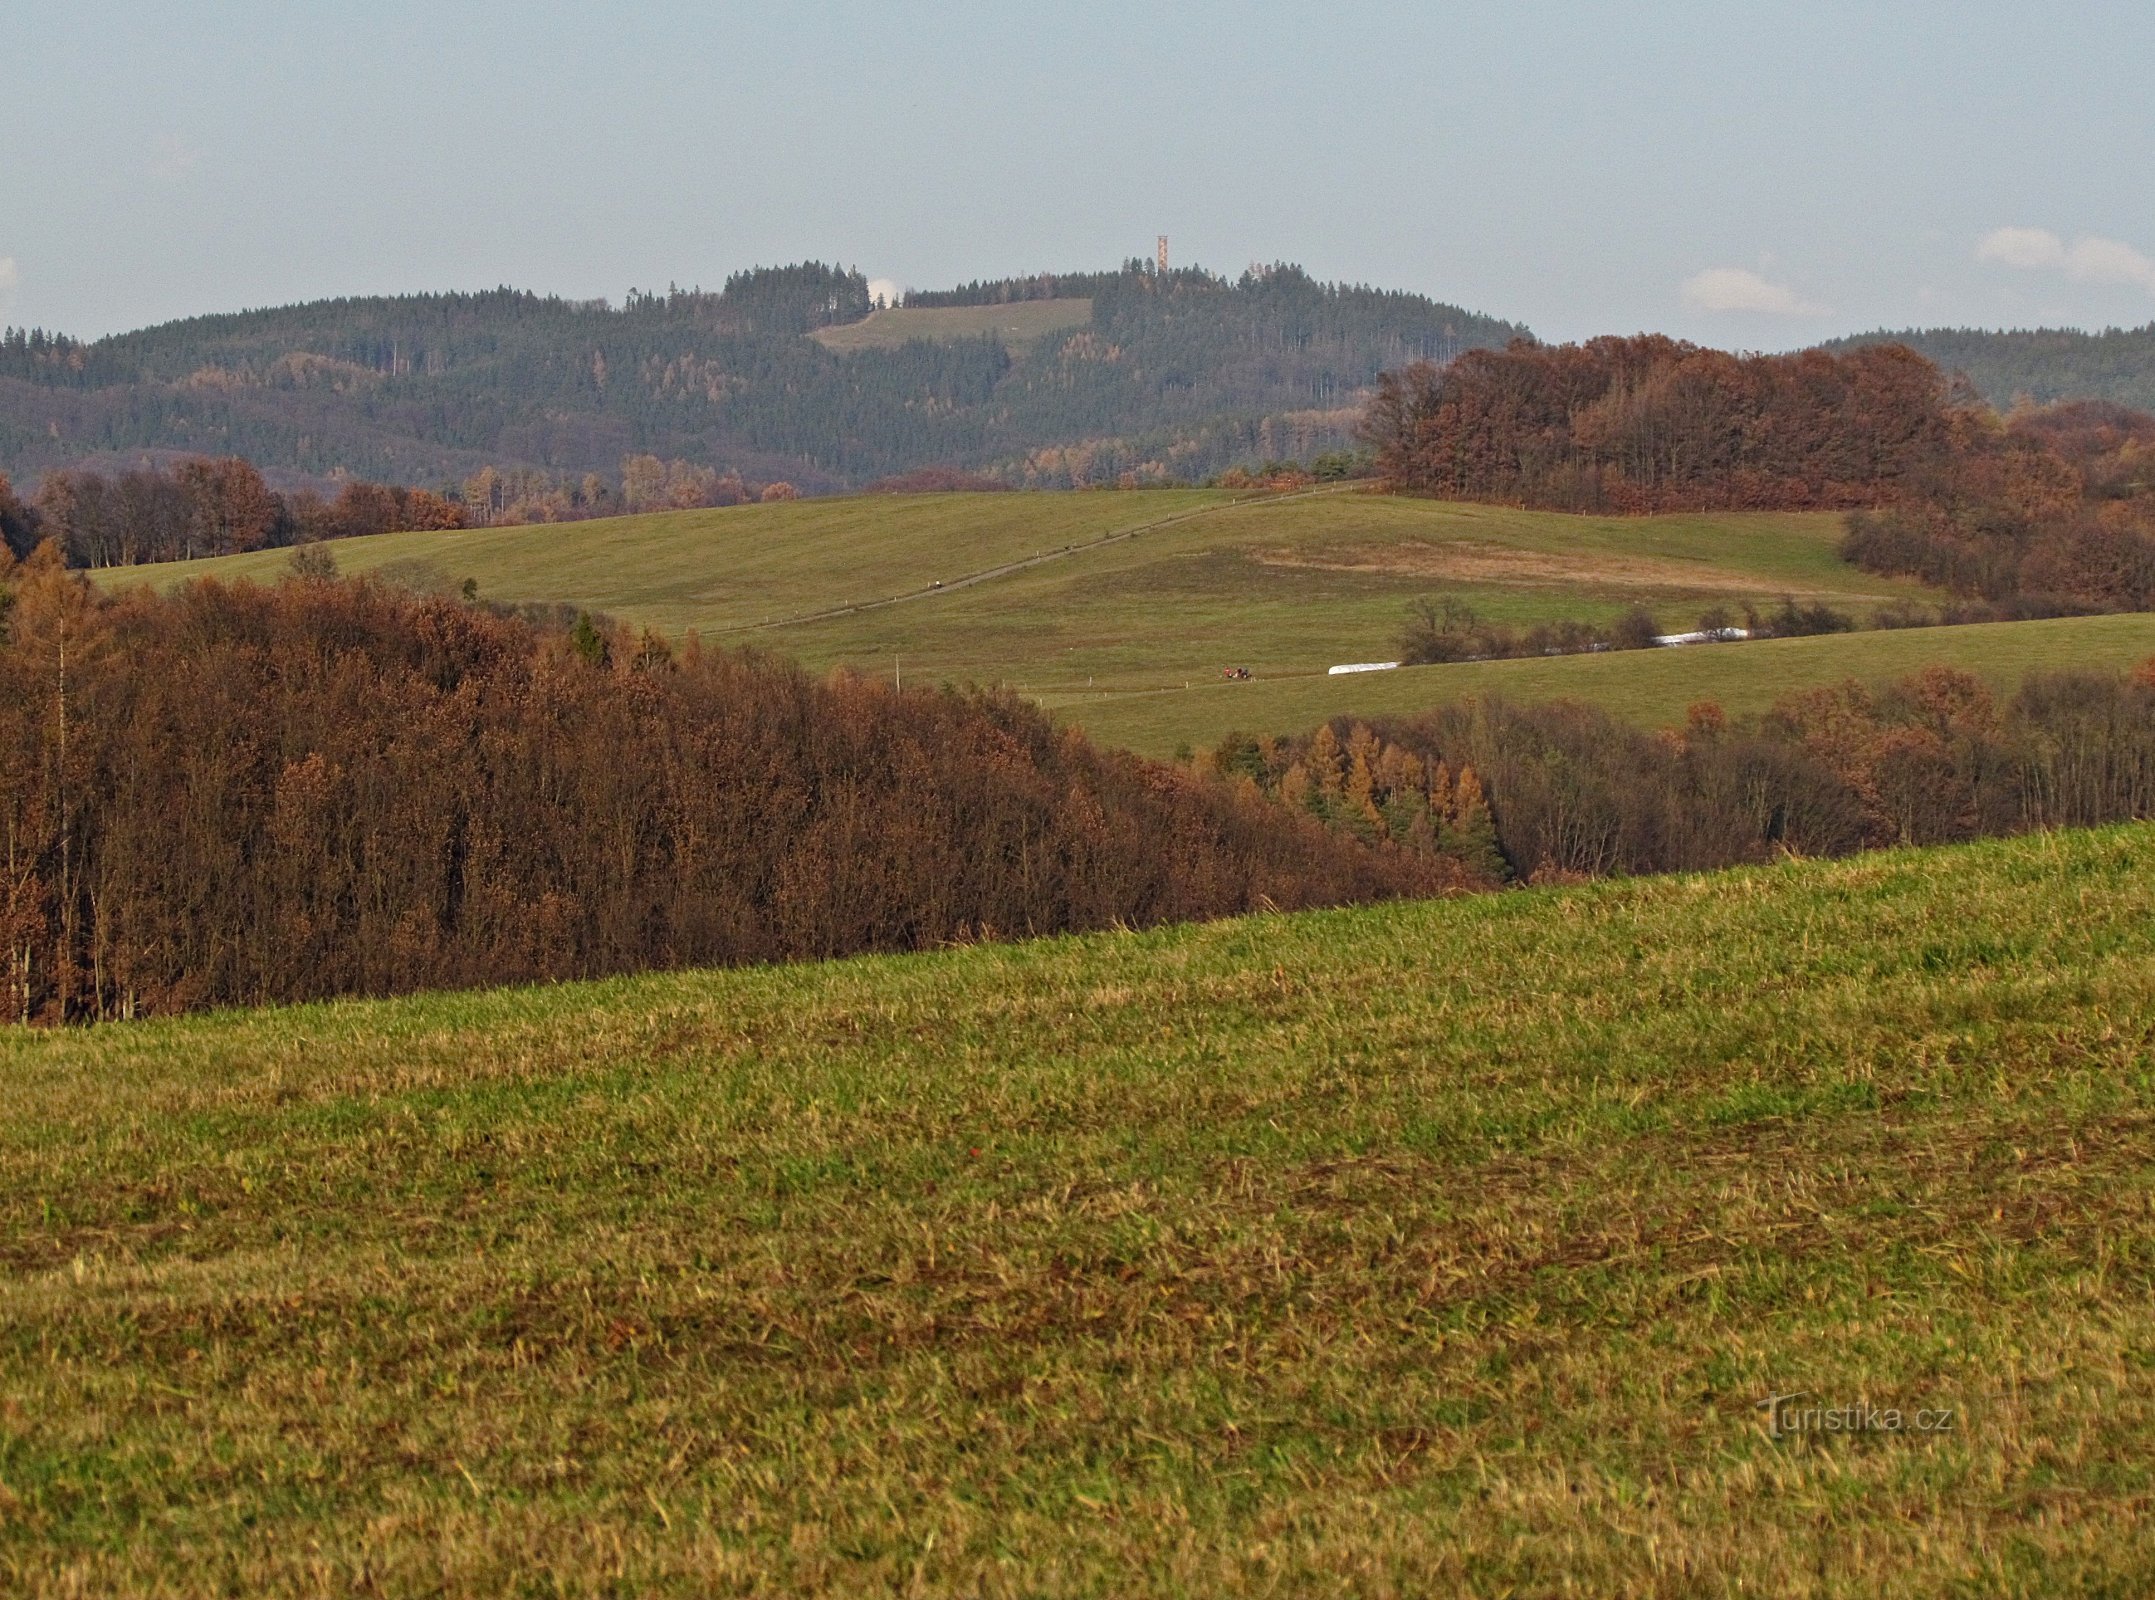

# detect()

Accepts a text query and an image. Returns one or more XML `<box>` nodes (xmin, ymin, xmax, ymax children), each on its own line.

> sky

<box><xmin>5</xmin><ymin>0</ymin><xmax>2153</xmax><ymax>349</ymax></box>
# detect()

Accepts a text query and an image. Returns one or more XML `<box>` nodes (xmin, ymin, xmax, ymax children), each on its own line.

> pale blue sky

<box><xmin>5</xmin><ymin>0</ymin><xmax>2152</xmax><ymax>347</ymax></box>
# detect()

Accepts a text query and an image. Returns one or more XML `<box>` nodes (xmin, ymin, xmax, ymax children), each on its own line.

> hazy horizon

<box><xmin>7</xmin><ymin>0</ymin><xmax>2154</xmax><ymax>349</ymax></box>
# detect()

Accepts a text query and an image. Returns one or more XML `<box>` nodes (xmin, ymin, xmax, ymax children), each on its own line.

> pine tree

<box><xmin>570</xmin><ymin>613</ymin><xmax>610</xmax><ymax>667</ymax></box>
<box><xmin>1445</xmin><ymin>765</ymin><xmax>1508</xmax><ymax>882</ymax></box>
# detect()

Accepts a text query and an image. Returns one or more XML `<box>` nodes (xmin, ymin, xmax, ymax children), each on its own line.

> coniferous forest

<box><xmin>1825</xmin><ymin>323</ymin><xmax>2155</xmax><ymax>414</ymax></box>
<box><xmin>0</xmin><ymin>262</ymin><xmax>1523</xmax><ymax>497</ymax></box>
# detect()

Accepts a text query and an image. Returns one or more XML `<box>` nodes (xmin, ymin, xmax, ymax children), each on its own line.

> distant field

<box><xmin>108</xmin><ymin>490</ymin><xmax>1951</xmax><ymax>723</ymax></box>
<box><xmin>810</xmin><ymin>299</ymin><xmax>1094</xmax><ymax>353</ymax></box>
<box><xmin>7</xmin><ymin>824</ymin><xmax>2155</xmax><ymax>1594</ymax></box>
<box><xmin>1058</xmin><ymin>613</ymin><xmax>2155</xmax><ymax>755</ymax></box>
<box><xmin>101</xmin><ymin>490</ymin><xmax>1238</xmax><ymax>641</ymax></box>
<box><xmin>104</xmin><ymin>489</ymin><xmax>2155</xmax><ymax>757</ymax></box>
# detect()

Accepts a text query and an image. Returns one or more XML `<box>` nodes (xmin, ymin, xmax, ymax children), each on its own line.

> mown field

<box><xmin>105</xmin><ymin>485</ymin><xmax>2155</xmax><ymax>756</ymax></box>
<box><xmin>1065</xmin><ymin>612</ymin><xmax>2155</xmax><ymax>756</ymax></box>
<box><xmin>809</xmin><ymin>299</ymin><xmax>1094</xmax><ymax>353</ymax></box>
<box><xmin>100</xmin><ymin>489</ymin><xmax>1241</xmax><ymax>644</ymax></box>
<box><xmin>5</xmin><ymin>824</ymin><xmax>2155</xmax><ymax>1596</ymax></box>
<box><xmin>107</xmin><ymin>488</ymin><xmax>1944</xmax><ymax>700</ymax></box>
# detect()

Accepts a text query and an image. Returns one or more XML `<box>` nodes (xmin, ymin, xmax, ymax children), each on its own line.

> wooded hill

<box><xmin>0</xmin><ymin>262</ymin><xmax>1522</xmax><ymax>495</ymax></box>
<box><xmin>1826</xmin><ymin>323</ymin><xmax>2155</xmax><ymax>413</ymax></box>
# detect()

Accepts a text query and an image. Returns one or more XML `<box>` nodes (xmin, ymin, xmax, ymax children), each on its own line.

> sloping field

<box><xmin>810</xmin><ymin>299</ymin><xmax>1094</xmax><ymax>353</ymax></box>
<box><xmin>104</xmin><ymin>486</ymin><xmax>2152</xmax><ymax>756</ymax></box>
<box><xmin>100</xmin><ymin>490</ymin><xmax>1238</xmax><ymax>640</ymax></box>
<box><xmin>745</xmin><ymin>495</ymin><xmax>1936</xmax><ymax>699</ymax></box>
<box><xmin>1060</xmin><ymin>613</ymin><xmax>2155</xmax><ymax>756</ymax></box>
<box><xmin>5</xmin><ymin>825</ymin><xmax>2155</xmax><ymax>1594</ymax></box>
<box><xmin>106</xmin><ymin>489</ymin><xmax>1937</xmax><ymax>699</ymax></box>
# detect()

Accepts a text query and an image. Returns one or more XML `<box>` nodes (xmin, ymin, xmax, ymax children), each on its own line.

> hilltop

<box><xmin>6</xmin><ymin>823</ymin><xmax>2153</xmax><ymax>1594</ymax></box>
<box><xmin>0</xmin><ymin>262</ymin><xmax>1522</xmax><ymax>493</ymax></box>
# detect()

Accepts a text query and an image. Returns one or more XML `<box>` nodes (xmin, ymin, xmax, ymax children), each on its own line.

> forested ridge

<box><xmin>0</xmin><ymin>262</ymin><xmax>1522</xmax><ymax>496</ymax></box>
<box><xmin>1825</xmin><ymin>323</ymin><xmax>2155</xmax><ymax>414</ymax></box>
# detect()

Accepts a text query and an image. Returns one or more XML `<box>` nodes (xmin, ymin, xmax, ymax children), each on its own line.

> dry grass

<box><xmin>5</xmin><ymin>826</ymin><xmax>2155</xmax><ymax>1593</ymax></box>
<box><xmin>1249</xmin><ymin>536</ymin><xmax>1873</xmax><ymax>596</ymax></box>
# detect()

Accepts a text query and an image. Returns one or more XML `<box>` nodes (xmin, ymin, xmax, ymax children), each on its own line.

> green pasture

<box><xmin>1058</xmin><ymin>612</ymin><xmax>2155</xmax><ymax>756</ymax></box>
<box><xmin>5</xmin><ymin>825</ymin><xmax>2154</xmax><ymax>1594</ymax></box>
<box><xmin>105</xmin><ymin>490</ymin><xmax>1950</xmax><ymax>719</ymax></box>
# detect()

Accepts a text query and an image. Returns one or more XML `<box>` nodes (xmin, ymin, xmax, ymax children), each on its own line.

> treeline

<box><xmin>1213</xmin><ymin>663</ymin><xmax>2155</xmax><ymax>883</ymax></box>
<box><xmin>1</xmin><ymin>457</ymin><xmax>465</xmax><ymax>566</ymax></box>
<box><xmin>1840</xmin><ymin>399</ymin><xmax>2155</xmax><ymax>611</ymax></box>
<box><xmin>460</xmin><ymin>456</ymin><xmax>797</xmax><ymax>526</ymax></box>
<box><xmin>903</xmin><ymin>268</ymin><xmax>1137</xmax><ymax>308</ymax></box>
<box><xmin>0</xmin><ymin>451</ymin><xmax>809</xmax><ymax>570</ymax></box>
<box><xmin>1365</xmin><ymin>335</ymin><xmax>2155</xmax><ymax>616</ymax></box>
<box><xmin>1823</xmin><ymin>323</ymin><xmax>2155</xmax><ymax>416</ymax></box>
<box><xmin>0</xmin><ymin>550</ymin><xmax>1462</xmax><ymax>1024</ymax></box>
<box><xmin>1</xmin><ymin>262</ymin><xmax>1524</xmax><ymax>492</ymax></box>
<box><xmin>1363</xmin><ymin>336</ymin><xmax>1959</xmax><ymax>511</ymax></box>
<box><xmin>709</xmin><ymin>263</ymin><xmax>872</xmax><ymax>334</ymax></box>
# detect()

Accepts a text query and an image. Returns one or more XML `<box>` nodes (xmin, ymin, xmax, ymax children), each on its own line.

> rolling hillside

<box><xmin>107</xmin><ymin>486</ymin><xmax>1974</xmax><ymax>751</ymax></box>
<box><xmin>103</xmin><ymin>483</ymin><xmax>2155</xmax><ymax>757</ymax></box>
<box><xmin>6</xmin><ymin>824</ymin><xmax>2154</xmax><ymax>1594</ymax></box>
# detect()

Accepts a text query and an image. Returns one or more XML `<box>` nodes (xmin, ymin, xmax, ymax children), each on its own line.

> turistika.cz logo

<box><xmin>1758</xmin><ymin>1392</ymin><xmax>1958</xmax><ymax>1439</ymax></box>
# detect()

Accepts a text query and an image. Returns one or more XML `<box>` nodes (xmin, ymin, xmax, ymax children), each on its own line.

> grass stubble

<box><xmin>3</xmin><ymin>826</ymin><xmax>2153</xmax><ymax>1594</ymax></box>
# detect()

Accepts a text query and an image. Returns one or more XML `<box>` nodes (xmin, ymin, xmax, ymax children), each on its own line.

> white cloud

<box><xmin>1975</xmin><ymin>226</ymin><xmax>2065</xmax><ymax>271</ymax></box>
<box><xmin>1977</xmin><ymin>227</ymin><xmax>2155</xmax><ymax>295</ymax></box>
<box><xmin>2065</xmin><ymin>235</ymin><xmax>2155</xmax><ymax>292</ymax></box>
<box><xmin>1680</xmin><ymin>266</ymin><xmax>1827</xmax><ymax>317</ymax></box>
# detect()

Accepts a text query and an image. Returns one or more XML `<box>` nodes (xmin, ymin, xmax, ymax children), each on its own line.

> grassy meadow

<box><xmin>4</xmin><ymin>823</ymin><xmax>2154</xmax><ymax>1594</ymax></box>
<box><xmin>808</xmin><ymin>299</ymin><xmax>1095</xmax><ymax>353</ymax></box>
<box><xmin>99</xmin><ymin>489</ymin><xmax>1241</xmax><ymax>643</ymax></box>
<box><xmin>108</xmin><ymin>488</ymin><xmax>1944</xmax><ymax>690</ymax></box>
<box><xmin>104</xmin><ymin>486</ymin><xmax>2155</xmax><ymax>755</ymax></box>
<box><xmin>1064</xmin><ymin>612</ymin><xmax>2155</xmax><ymax>756</ymax></box>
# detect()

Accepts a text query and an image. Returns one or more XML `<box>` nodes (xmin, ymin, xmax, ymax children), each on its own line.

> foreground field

<box><xmin>5</xmin><ymin>827</ymin><xmax>2154</xmax><ymax>1595</ymax></box>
